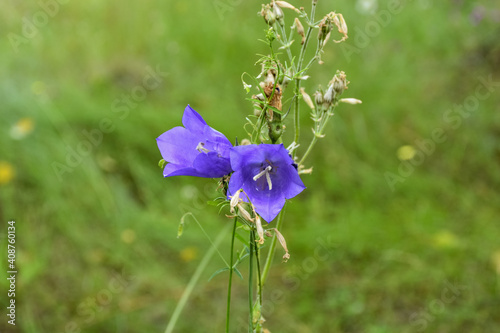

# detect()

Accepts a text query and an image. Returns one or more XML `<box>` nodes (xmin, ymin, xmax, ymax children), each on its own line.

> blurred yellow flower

<box><xmin>121</xmin><ymin>229</ymin><xmax>136</xmax><ymax>244</ymax></box>
<box><xmin>397</xmin><ymin>145</ymin><xmax>416</xmax><ymax>161</ymax></box>
<box><xmin>0</xmin><ymin>161</ymin><xmax>15</xmax><ymax>185</ymax></box>
<box><xmin>180</xmin><ymin>246</ymin><xmax>198</xmax><ymax>262</ymax></box>
<box><xmin>432</xmin><ymin>230</ymin><xmax>460</xmax><ymax>249</ymax></box>
<box><xmin>10</xmin><ymin>117</ymin><xmax>34</xmax><ymax>140</ymax></box>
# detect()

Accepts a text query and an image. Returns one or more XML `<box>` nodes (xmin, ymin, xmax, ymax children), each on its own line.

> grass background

<box><xmin>1</xmin><ymin>0</ymin><xmax>500</xmax><ymax>332</ymax></box>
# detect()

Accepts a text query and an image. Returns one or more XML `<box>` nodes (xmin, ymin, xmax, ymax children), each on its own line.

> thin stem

<box><xmin>277</xmin><ymin>22</ymin><xmax>295</xmax><ymax>72</ymax></box>
<box><xmin>248</xmin><ymin>230</ymin><xmax>255</xmax><ymax>332</ymax></box>
<box><xmin>298</xmin><ymin>105</ymin><xmax>336</xmax><ymax>166</ymax></box>
<box><xmin>185</xmin><ymin>212</ymin><xmax>230</xmax><ymax>267</ymax></box>
<box><xmin>260</xmin><ymin>203</ymin><xmax>286</xmax><ymax>287</ymax></box>
<box><xmin>304</xmin><ymin>39</ymin><xmax>322</xmax><ymax>71</ymax></box>
<box><xmin>164</xmin><ymin>224</ymin><xmax>231</xmax><ymax>333</ymax></box>
<box><xmin>226</xmin><ymin>218</ymin><xmax>238</xmax><ymax>333</ymax></box>
<box><xmin>293</xmin><ymin>0</ymin><xmax>318</xmax><ymax>152</ymax></box>
<box><xmin>255</xmin><ymin>232</ymin><xmax>263</xmax><ymax>306</ymax></box>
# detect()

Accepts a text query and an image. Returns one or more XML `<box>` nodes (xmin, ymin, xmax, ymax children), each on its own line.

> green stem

<box><xmin>255</xmin><ymin>233</ymin><xmax>263</xmax><ymax>306</ymax></box>
<box><xmin>226</xmin><ymin>218</ymin><xmax>238</xmax><ymax>333</ymax></box>
<box><xmin>293</xmin><ymin>0</ymin><xmax>318</xmax><ymax>151</ymax></box>
<box><xmin>277</xmin><ymin>22</ymin><xmax>295</xmax><ymax>72</ymax></box>
<box><xmin>298</xmin><ymin>105</ymin><xmax>336</xmax><ymax>166</ymax></box>
<box><xmin>249</xmin><ymin>230</ymin><xmax>255</xmax><ymax>332</ymax></box>
<box><xmin>260</xmin><ymin>203</ymin><xmax>286</xmax><ymax>287</ymax></box>
<box><xmin>164</xmin><ymin>225</ymin><xmax>230</xmax><ymax>333</ymax></box>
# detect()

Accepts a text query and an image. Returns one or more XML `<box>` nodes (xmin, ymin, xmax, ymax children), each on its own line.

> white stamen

<box><xmin>196</xmin><ymin>142</ymin><xmax>210</xmax><ymax>153</ymax></box>
<box><xmin>265</xmin><ymin>172</ymin><xmax>272</xmax><ymax>190</ymax></box>
<box><xmin>253</xmin><ymin>165</ymin><xmax>273</xmax><ymax>190</ymax></box>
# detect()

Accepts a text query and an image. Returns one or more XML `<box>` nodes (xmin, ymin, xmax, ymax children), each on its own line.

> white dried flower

<box><xmin>340</xmin><ymin>98</ymin><xmax>362</xmax><ymax>104</ymax></box>
<box><xmin>255</xmin><ymin>215</ymin><xmax>265</xmax><ymax>245</ymax></box>
<box><xmin>300</xmin><ymin>87</ymin><xmax>315</xmax><ymax>110</ymax></box>
<box><xmin>275</xmin><ymin>1</ymin><xmax>301</xmax><ymax>13</ymax></box>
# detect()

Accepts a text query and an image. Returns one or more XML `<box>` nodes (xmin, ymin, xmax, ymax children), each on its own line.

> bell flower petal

<box><xmin>228</xmin><ymin>144</ymin><xmax>306</xmax><ymax>222</ymax></box>
<box><xmin>157</xmin><ymin>105</ymin><xmax>233</xmax><ymax>178</ymax></box>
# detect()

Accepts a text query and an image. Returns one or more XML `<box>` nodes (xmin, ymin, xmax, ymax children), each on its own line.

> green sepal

<box><xmin>158</xmin><ymin>159</ymin><xmax>167</xmax><ymax>169</ymax></box>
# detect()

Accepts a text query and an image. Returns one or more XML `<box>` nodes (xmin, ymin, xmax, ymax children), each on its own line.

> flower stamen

<box><xmin>253</xmin><ymin>165</ymin><xmax>273</xmax><ymax>190</ymax></box>
<box><xmin>196</xmin><ymin>142</ymin><xmax>210</xmax><ymax>153</ymax></box>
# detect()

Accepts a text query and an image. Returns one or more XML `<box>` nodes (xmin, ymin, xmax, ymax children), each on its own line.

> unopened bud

<box><xmin>339</xmin><ymin>98</ymin><xmax>362</xmax><ymax>105</ymax></box>
<box><xmin>314</xmin><ymin>91</ymin><xmax>324</xmax><ymax>105</ymax></box>
<box><xmin>294</xmin><ymin>18</ymin><xmax>305</xmax><ymax>44</ymax></box>
<box><xmin>260</xmin><ymin>4</ymin><xmax>276</xmax><ymax>25</ymax></box>
<box><xmin>255</xmin><ymin>215</ymin><xmax>265</xmax><ymax>244</ymax></box>
<box><xmin>273</xmin><ymin>2</ymin><xmax>284</xmax><ymax>25</ymax></box>
<box><xmin>254</xmin><ymin>93</ymin><xmax>265</xmax><ymax>101</ymax></box>
<box><xmin>229</xmin><ymin>189</ymin><xmax>243</xmax><ymax>213</ymax></box>
<box><xmin>275</xmin><ymin>1</ymin><xmax>300</xmax><ymax>13</ymax></box>
<box><xmin>323</xmin><ymin>84</ymin><xmax>335</xmax><ymax>105</ymax></box>
<box><xmin>298</xmin><ymin>166</ymin><xmax>313</xmax><ymax>175</ymax></box>
<box><xmin>331</xmin><ymin>71</ymin><xmax>348</xmax><ymax>95</ymax></box>
<box><xmin>300</xmin><ymin>88</ymin><xmax>315</xmax><ymax>110</ymax></box>
<box><xmin>237</xmin><ymin>203</ymin><xmax>253</xmax><ymax>222</ymax></box>
<box><xmin>240</xmin><ymin>139</ymin><xmax>252</xmax><ymax>145</ymax></box>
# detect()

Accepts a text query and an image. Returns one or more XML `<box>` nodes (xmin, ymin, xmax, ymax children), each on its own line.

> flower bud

<box><xmin>230</xmin><ymin>190</ymin><xmax>242</xmax><ymax>213</ymax></box>
<box><xmin>340</xmin><ymin>98</ymin><xmax>362</xmax><ymax>104</ymax></box>
<box><xmin>240</xmin><ymin>139</ymin><xmax>252</xmax><ymax>145</ymax></box>
<box><xmin>275</xmin><ymin>1</ymin><xmax>300</xmax><ymax>13</ymax></box>
<box><xmin>255</xmin><ymin>215</ymin><xmax>265</xmax><ymax>245</ymax></box>
<box><xmin>294</xmin><ymin>18</ymin><xmax>305</xmax><ymax>44</ymax></box>
<box><xmin>237</xmin><ymin>203</ymin><xmax>253</xmax><ymax>222</ymax></box>
<box><xmin>300</xmin><ymin>88</ymin><xmax>315</xmax><ymax>110</ymax></box>
<box><xmin>260</xmin><ymin>4</ymin><xmax>276</xmax><ymax>25</ymax></box>
<box><xmin>273</xmin><ymin>2</ymin><xmax>284</xmax><ymax>25</ymax></box>
<box><xmin>314</xmin><ymin>90</ymin><xmax>324</xmax><ymax>105</ymax></box>
<box><xmin>323</xmin><ymin>84</ymin><xmax>335</xmax><ymax>105</ymax></box>
<box><xmin>331</xmin><ymin>71</ymin><xmax>348</xmax><ymax>96</ymax></box>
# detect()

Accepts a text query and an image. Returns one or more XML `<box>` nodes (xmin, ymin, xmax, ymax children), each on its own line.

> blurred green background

<box><xmin>1</xmin><ymin>0</ymin><xmax>500</xmax><ymax>332</ymax></box>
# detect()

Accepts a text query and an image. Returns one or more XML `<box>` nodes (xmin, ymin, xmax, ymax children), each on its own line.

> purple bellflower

<box><xmin>228</xmin><ymin>144</ymin><xmax>306</xmax><ymax>223</ymax></box>
<box><xmin>157</xmin><ymin>105</ymin><xmax>233</xmax><ymax>178</ymax></box>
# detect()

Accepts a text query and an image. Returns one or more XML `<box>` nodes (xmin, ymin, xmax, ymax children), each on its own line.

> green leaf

<box><xmin>206</xmin><ymin>200</ymin><xmax>220</xmax><ymax>207</ymax></box>
<box><xmin>233</xmin><ymin>267</ymin><xmax>244</xmax><ymax>280</ymax></box>
<box><xmin>158</xmin><ymin>159</ymin><xmax>167</xmax><ymax>169</ymax></box>
<box><xmin>208</xmin><ymin>267</ymin><xmax>229</xmax><ymax>281</ymax></box>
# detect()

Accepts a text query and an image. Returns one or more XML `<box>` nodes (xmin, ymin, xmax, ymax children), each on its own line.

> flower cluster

<box><xmin>157</xmin><ymin>105</ymin><xmax>305</xmax><ymax>222</ymax></box>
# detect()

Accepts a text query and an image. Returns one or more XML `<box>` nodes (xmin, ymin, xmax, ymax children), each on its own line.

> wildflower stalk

<box><xmin>164</xmin><ymin>224</ymin><xmax>230</xmax><ymax>333</ymax></box>
<box><xmin>248</xmin><ymin>230</ymin><xmax>255</xmax><ymax>332</ymax></box>
<box><xmin>255</xmin><ymin>234</ymin><xmax>263</xmax><ymax>306</ymax></box>
<box><xmin>260</xmin><ymin>202</ymin><xmax>286</xmax><ymax>286</ymax></box>
<box><xmin>293</xmin><ymin>0</ymin><xmax>318</xmax><ymax>152</ymax></box>
<box><xmin>226</xmin><ymin>217</ymin><xmax>238</xmax><ymax>333</ymax></box>
<box><xmin>299</xmin><ymin>100</ymin><xmax>339</xmax><ymax>166</ymax></box>
<box><xmin>253</xmin><ymin>230</ymin><xmax>264</xmax><ymax>332</ymax></box>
